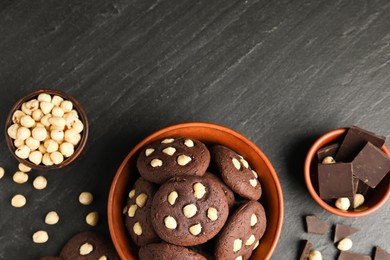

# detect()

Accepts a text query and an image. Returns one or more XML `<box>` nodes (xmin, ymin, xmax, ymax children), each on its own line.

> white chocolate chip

<box><xmin>32</xmin><ymin>230</ymin><xmax>49</xmax><ymax>244</ymax></box>
<box><xmin>33</xmin><ymin>176</ymin><xmax>47</xmax><ymax>190</ymax></box>
<box><xmin>40</xmin><ymin>101</ymin><xmax>54</xmax><ymax>115</ymax></box>
<box><xmin>309</xmin><ymin>250</ymin><xmax>322</xmax><ymax>260</ymax></box>
<box><xmin>162</xmin><ymin>147</ymin><xmax>176</xmax><ymax>156</ymax></box>
<box><xmin>51</xmin><ymin>95</ymin><xmax>64</xmax><ymax>106</ymax></box>
<box><xmin>11</xmin><ymin>194</ymin><xmax>26</xmax><ymax>207</ymax></box>
<box><xmin>45</xmin><ymin>211</ymin><xmax>59</xmax><ymax>225</ymax></box>
<box><xmin>177</xmin><ymin>154</ymin><xmax>192</xmax><ymax>166</ymax></box>
<box><xmin>44</xmin><ymin>139</ymin><xmax>59</xmax><ymax>153</ymax></box>
<box><xmin>164</xmin><ymin>216</ymin><xmax>177</xmax><ymax>229</ymax></box>
<box><xmin>252</xmin><ymin>170</ymin><xmax>258</xmax><ymax>178</ymax></box>
<box><xmin>32</xmin><ymin>127</ymin><xmax>47</xmax><ymax>141</ymax></box>
<box><xmin>16</xmin><ymin>127</ymin><xmax>31</xmax><ymax>141</ymax></box>
<box><xmin>249</xmin><ymin>179</ymin><xmax>257</xmax><ymax>187</ymax></box>
<box><xmin>353</xmin><ymin>194</ymin><xmax>365</xmax><ymax>209</ymax></box>
<box><xmin>322</xmin><ymin>156</ymin><xmax>336</xmax><ymax>164</ymax></box>
<box><xmin>245</xmin><ymin>235</ymin><xmax>256</xmax><ymax>246</ymax></box>
<box><xmin>18</xmin><ymin>163</ymin><xmax>31</xmax><ymax>173</ymax></box>
<box><xmin>150</xmin><ymin>158</ymin><xmax>163</xmax><ymax>167</ymax></box>
<box><xmin>15</xmin><ymin>145</ymin><xmax>31</xmax><ymax>159</ymax></box>
<box><xmin>86</xmin><ymin>211</ymin><xmax>99</xmax><ymax>226</ymax></box>
<box><xmin>79</xmin><ymin>242</ymin><xmax>94</xmax><ymax>255</ymax></box>
<box><xmin>133</xmin><ymin>222</ymin><xmax>143</xmax><ymax>235</ymax></box>
<box><xmin>233</xmin><ymin>239</ymin><xmax>242</xmax><ymax>252</ymax></box>
<box><xmin>168</xmin><ymin>191</ymin><xmax>179</xmax><ymax>205</ymax></box>
<box><xmin>250</xmin><ymin>213</ymin><xmax>257</xmax><ymax>226</ymax></box>
<box><xmin>7</xmin><ymin>124</ymin><xmax>19</xmax><ymax>139</ymax></box>
<box><xmin>193</xmin><ymin>182</ymin><xmax>206</xmax><ymax>199</ymax></box>
<box><xmin>337</xmin><ymin>238</ymin><xmax>353</xmax><ymax>251</ymax></box>
<box><xmin>161</xmin><ymin>138</ymin><xmax>174</xmax><ymax>144</ymax></box>
<box><xmin>50</xmin><ymin>151</ymin><xmax>64</xmax><ymax>164</ymax></box>
<box><xmin>207</xmin><ymin>207</ymin><xmax>218</xmax><ymax>221</ymax></box>
<box><xmin>189</xmin><ymin>223</ymin><xmax>202</xmax><ymax>236</ymax></box>
<box><xmin>145</xmin><ymin>148</ymin><xmax>155</xmax><ymax>156</ymax></box>
<box><xmin>29</xmin><ymin>151</ymin><xmax>43</xmax><ymax>165</ymax></box>
<box><xmin>183</xmin><ymin>204</ymin><xmax>197</xmax><ymax>218</ymax></box>
<box><xmin>0</xmin><ymin>167</ymin><xmax>4</xmax><ymax>179</ymax></box>
<box><xmin>13</xmin><ymin>171</ymin><xmax>28</xmax><ymax>184</ymax></box>
<box><xmin>37</xmin><ymin>93</ymin><xmax>52</xmax><ymax>103</ymax></box>
<box><xmin>253</xmin><ymin>240</ymin><xmax>259</xmax><ymax>250</ymax></box>
<box><xmin>12</xmin><ymin>110</ymin><xmax>25</xmax><ymax>124</ymax></box>
<box><xmin>128</xmin><ymin>205</ymin><xmax>138</xmax><ymax>217</ymax></box>
<box><xmin>232</xmin><ymin>158</ymin><xmax>241</xmax><ymax>170</ymax></box>
<box><xmin>136</xmin><ymin>193</ymin><xmax>148</xmax><ymax>208</ymax></box>
<box><xmin>240</xmin><ymin>158</ymin><xmax>249</xmax><ymax>168</ymax></box>
<box><xmin>59</xmin><ymin>142</ymin><xmax>74</xmax><ymax>157</ymax></box>
<box><xmin>129</xmin><ymin>189</ymin><xmax>136</xmax><ymax>198</ymax></box>
<box><xmin>79</xmin><ymin>192</ymin><xmax>93</xmax><ymax>205</ymax></box>
<box><xmin>235</xmin><ymin>257</ymin><xmax>243</xmax><ymax>260</ymax></box>
<box><xmin>335</xmin><ymin>197</ymin><xmax>350</xmax><ymax>211</ymax></box>
<box><xmin>20</xmin><ymin>115</ymin><xmax>35</xmax><ymax>128</ymax></box>
<box><xmin>184</xmin><ymin>139</ymin><xmax>194</xmax><ymax>147</ymax></box>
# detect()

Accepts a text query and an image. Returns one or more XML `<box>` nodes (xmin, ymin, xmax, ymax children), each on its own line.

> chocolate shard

<box><xmin>306</xmin><ymin>215</ymin><xmax>329</xmax><ymax>235</ymax></box>
<box><xmin>334</xmin><ymin>223</ymin><xmax>359</xmax><ymax>242</ymax></box>
<box><xmin>299</xmin><ymin>240</ymin><xmax>313</xmax><ymax>260</ymax></box>
<box><xmin>374</xmin><ymin>247</ymin><xmax>390</xmax><ymax>260</ymax></box>
<box><xmin>355</xmin><ymin>178</ymin><xmax>371</xmax><ymax>196</ymax></box>
<box><xmin>335</xmin><ymin>126</ymin><xmax>386</xmax><ymax>162</ymax></box>
<box><xmin>317</xmin><ymin>143</ymin><xmax>340</xmax><ymax>162</ymax></box>
<box><xmin>352</xmin><ymin>142</ymin><xmax>390</xmax><ymax>188</ymax></box>
<box><xmin>318</xmin><ymin>163</ymin><xmax>354</xmax><ymax>199</ymax></box>
<box><xmin>338</xmin><ymin>251</ymin><xmax>372</xmax><ymax>260</ymax></box>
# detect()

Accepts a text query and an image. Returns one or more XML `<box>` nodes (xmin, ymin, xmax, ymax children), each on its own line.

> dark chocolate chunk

<box><xmin>306</xmin><ymin>215</ymin><xmax>329</xmax><ymax>235</ymax></box>
<box><xmin>318</xmin><ymin>163</ymin><xmax>354</xmax><ymax>199</ymax></box>
<box><xmin>335</xmin><ymin>126</ymin><xmax>386</xmax><ymax>162</ymax></box>
<box><xmin>299</xmin><ymin>240</ymin><xmax>313</xmax><ymax>260</ymax></box>
<box><xmin>334</xmin><ymin>223</ymin><xmax>359</xmax><ymax>242</ymax></box>
<box><xmin>338</xmin><ymin>251</ymin><xmax>372</xmax><ymax>260</ymax></box>
<box><xmin>374</xmin><ymin>247</ymin><xmax>390</xmax><ymax>260</ymax></box>
<box><xmin>317</xmin><ymin>143</ymin><xmax>340</xmax><ymax>162</ymax></box>
<box><xmin>352</xmin><ymin>142</ymin><xmax>390</xmax><ymax>188</ymax></box>
<box><xmin>355</xmin><ymin>178</ymin><xmax>371</xmax><ymax>196</ymax></box>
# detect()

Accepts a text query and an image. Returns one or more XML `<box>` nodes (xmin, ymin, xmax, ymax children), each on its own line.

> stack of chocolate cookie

<box><xmin>124</xmin><ymin>137</ymin><xmax>267</xmax><ymax>260</ymax></box>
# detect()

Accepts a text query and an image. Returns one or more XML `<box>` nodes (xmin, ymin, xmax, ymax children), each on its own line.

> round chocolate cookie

<box><xmin>137</xmin><ymin>137</ymin><xmax>210</xmax><ymax>184</ymax></box>
<box><xmin>151</xmin><ymin>175</ymin><xmax>229</xmax><ymax>246</ymax></box>
<box><xmin>210</xmin><ymin>145</ymin><xmax>262</xmax><ymax>200</ymax></box>
<box><xmin>215</xmin><ymin>201</ymin><xmax>267</xmax><ymax>260</ymax></box>
<box><xmin>139</xmin><ymin>243</ymin><xmax>206</xmax><ymax>260</ymax></box>
<box><xmin>204</xmin><ymin>172</ymin><xmax>235</xmax><ymax>209</ymax></box>
<box><xmin>125</xmin><ymin>177</ymin><xmax>160</xmax><ymax>246</ymax></box>
<box><xmin>59</xmin><ymin>231</ymin><xmax>119</xmax><ymax>260</ymax></box>
<box><xmin>40</xmin><ymin>257</ymin><xmax>61</xmax><ymax>260</ymax></box>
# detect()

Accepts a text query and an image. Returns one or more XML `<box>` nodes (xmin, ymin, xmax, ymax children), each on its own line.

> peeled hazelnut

<box><xmin>29</xmin><ymin>151</ymin><xmax>43</xmax><ymax>165</ymax></box>
<box><xmin>25</xmin><ymin>137</ymin><xmax>40</xmax><ymax>150</ymax></box>
<box><xmin>353</xmin><ymin>194</ymin><xmax>365</xmax><ymax>209</ymax></box>
<box><xmin>64</xmin><ymin>129</ymin><xmax>81</xmax><ymax>145</ymax></box>
<box><xmin>40</xmin><ymin>101</ymin><xmax>54</xmax><ymax>115</ymax></box>
<box><xmin>7</xmin><ymin>124</ymin><xmax>19</xmax><ymax>139</ymax></box>
<box><xmin>13</xmin><ymin>171</ymin><xmax>28</xmax><ymax>184</ymax></box>
<box><xmin>0</xmin><ymin>167</ymin><xmax>4</xmax><ymax>179</ymax></box>
<box><xmin>189</xmin><ymin>223</ymin><xmax>202</xmax><ymax>236</ymax></box>
<box><xmin>337</xmin><ymin>238</ymin><xmax>353</xmax><ymax>251</ymax></box>
<box><xmin>24</xmin><ymin>99</ymin><xmax>39</xmax><ymax>113</ymax></box>
<box><xmin>86</xmin><ymin>211</ymin><xmax>99</xmax><ymax>226</ymax></box>
<box><xmin>322</xmin><ymin>156</ymin><xmax>336</xmax><ymax>164</ymax></box>
<box><xmin>50</xmin><ymin>151</ymin><xmax>64</xmax><ymax>164</ymax></box>
<box><xmin>252</xmin><ymin>170</ymin><xmax>258</xmax><ymax>178</ymax></box>
<box><xmin>309</xmin><ymin>250</ymin><xmax>322</xmax><ymax>260</ymax></box>
<box><xmin>73</xmin><ymin>120</ymin><xmax>84</xmax><ymax>133</ymax></box>
<box><xmin>50</xmin><ymin>129</ymin><xmax>64</xmax><ymax>142</ymax></box>
<box><xmin>11</xmin><ymin>194</ymin><xmax>26</xmax><ymax>208</ymax></box>
<box><xmin>15</xmin><ymin>145</ymin><xmax>31</xmax><ymax>159</ymax></box>
<box><xmin>253</xmin><ymin>240</ymin><xmax>260</xmax><ymax>250</ymax></box>
<box><xmin>49</xmin><ymin>117</ymin><xmax>66</xmax><ymax>129</ymax></box>
<box><xmin>51</xmin><ymin>106</ymin><xmax>64</xmax><ymax>117</ymax></box>
<box><xmin>193</xmin><ymin>182</ymin><xmax>206</xmax><ymax>199</ymax></box>
<box><xmin>45</xmin><ymin>211</ymin><xmax>59</xmax><ymax>225</ymax></box>
<box><xmin>32</xmin><ymin>127</ymin><xmax>47</xmax><ymax>141</ymax></box>
<box><xmin>98</xmin><ymin>256</ymin><xmax>107</xmax><ymax>260</ymax></box>
<box><xmin>164</xmin><ymin>216</ymin><xmax>177</xmax><ymax>229</ymax></box>
<box><xmin>37</xmin><ymin>93</ymin><xmax>52</xmax><ymax>103</ymax></box>
<box><xmin>21</xmin><ymin>103</ymin><xmax>32</xmax><ymax>115</ymax></box>
<box><xmin>14</xmin><ymin>139</ymin><xmax>24</xmax><ymax>148</ymax></box>
<box><xmin>335</xmin><ymin>197</ymin><xmax>350</xmax><ymax>211</ymax></box>
<box><xmin>32</xmin><ymin>230</ymin><xmax>48</xmax><ymax>244</ymax></box>
<box><xmin>79</xmin><ymin>192</ymin><xmax>93</xmax><ymax>205</ymax></box>
<box><xmin>16</xmin><ymin>127</ymin><xmax>31</xmax><ymax>141</ymax></box>
<box><xmin>20</xmin><ymin>115</ymin><xmax>35</xmax><ymax>128</ymax></box>
<box><xmin>38</xmin><ymin>144</ymin><xmax>47</xmax><ymax>154</ymax></box>
<box><xmin>60</xmin><ymin>100</ymin><xmax>73</xmax><ymax>112</ymax></box>
<box><xmin>40</xmin><ymin>114</ymin><xmax>52</xmax><ymax>126</ymax></box>
<box><xmin>44</xmin><ymin>139</ymin><xmax>59</xmax><ymax>153</ymax></box>
<box><xmin>18</xmin><ymin>163</ymin><xmax>31</xmax><ymax>172</ymax></box>
<box><xmin>33</xmin><ymin>176</ymin><xmax>47</xmax><ymax>190</ymax></box>
<box><xmin>59</xmin><ymin>142</ymin><xmax>74</xmax><ymax>157</ymax></box>
<box><xmin>32</xmin><ymin>109</ymin><xmax>44</xmax><ymax>122</ymax></box>
<box><xmin>51</xmin><ymin>95</ymin><xmax>63</xmax><ymax>106</ymax></box>
<box><xmin>233</xmin><ymin>238</ymin><xmax>242</xmax><ymax>252</ymax></box>
<box><xmin>42</xmin><ymin>153</ymin><xmax>54</xmax><ymax>166</ymax></box>
<box><xmin>12</xmin><ymin>110</ymin><xmax>25</xmax><ymax>124</ymax></box>
<box><xmin>79</xmin><ymin>242</ymin><xmax>93</xmax><ymax>255</ymax></box>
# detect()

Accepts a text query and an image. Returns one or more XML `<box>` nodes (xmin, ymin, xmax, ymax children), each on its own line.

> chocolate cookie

<box><xmin>151</xmin><ymin>175</ymin><xmax>229</xmax><ymax>246</ymax></box>
<box><xmin>215</xmin><ymin>200</ymin><xmax>267</xmax><ymax>260</ymax></box>
<box><xmin>125</xmin><ymin>177</ymin><xmax>160</xmax><ymax>246</ymax></box>
<box><xmin>40</xmin><ymin>257</ymin><xmax>61</xmax><ymax>260</ymax></box>
<box><xmin>59</xmin><ymin>231</ymin><xmax>119</xmax><ymax>260</ymax></box>
<box><xmin>137</xmin><ymin>137</ymin><xmax>210</xmax><ymax>184</ymax></box>
<box><xmin>139</xmin><ymin>243</ymin><xmax>206</xmax><ymax>260</ymax></box>
<box><xmin>204</xmin><ymin>172</ymin><xmax>235</xmax><ymax>209</ymax></box>
<box><xmin>210</xmin><ymin>145</ymin><xmax>262</xmax><ymax>200</ymax></box>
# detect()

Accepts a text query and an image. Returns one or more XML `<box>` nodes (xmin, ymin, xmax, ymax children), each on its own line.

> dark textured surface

<box><xmin>0</xmin><ymin>0</ymin><xmax>389</xmax><ymax>259</ymax></box>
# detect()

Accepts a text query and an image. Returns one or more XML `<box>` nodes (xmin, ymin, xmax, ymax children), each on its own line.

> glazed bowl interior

<box><xmin>108</xmin><ymin>122</ymin><xmax>284</xmax><ymax>259</ymax></box>
<box><xmin>5</xmin><ymin>89</ymin><xmax>88</xmax><ymax>170</ymax></box>
<box><xmin>304</xmin><ymin>128</ymin><xmax>390</xmax><ymax>217</ymax></box>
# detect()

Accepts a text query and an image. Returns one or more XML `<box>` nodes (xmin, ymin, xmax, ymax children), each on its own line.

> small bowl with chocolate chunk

<box><xmin>304</xmin><ymin>127</ymin><xmax>390</xmax><ymax>217</ymax></box>
<box><xmin>5</xmin><ymin>89</ymin><xmax>89</xmax><ymax>170</ymax></box>
<box><xmin>108</xmin><ymin>122</ymin><xmax>284</xmax><ymax>259</ymax></box>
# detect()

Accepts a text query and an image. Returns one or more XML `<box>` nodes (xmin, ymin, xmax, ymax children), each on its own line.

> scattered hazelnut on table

<box><xmin>45</xmin><ymin>211</ymin><xmax>59</xmax><ymax>225</ymax></box>
<box><xmin>335</xmin><ymin>197</ymin><xmax>350</xmax><ymax>211</ymax></box>
<box><xmin>309</xmin><ymin>250</ymin><xmax>322</xmax><ymax>260</ymax></box>
<box><xmin>337</xmin><ymin>237</ymin><xmax>353</xmax><ymax>251</ymax></box>
<box><xmin>86</xmin><ymin>211</ymin><xmax>99</xmax><ymax>226</ymax></box>
<box><xmin>0</xmin><ymin>167</ymin><xmax>4</xmax><ymax>179</ymax></box>
<box><xmin>11</xmin><ymin>194</ymin><xmax>26</xmax><ymax>208</ymax></box>
<box><xmin>33</xmin><ymin>176</ymin><xmax>47</xmax><ymax>190</ymax></box>
<box><xmin>322</xmin><ymin>156</ymin><xmax>336</xmax><ymax>164</ymax></box>
<box><xmin>18</xmin><ymin>163</ymin><xmax>31</xmax><ymax>172</ymax></box>
<box><xmin>13</xmin><ymin>171</ymin><xmax>28</xmax><ymax>184</ymax></box>
<box><xmin>32</xmin><ymin>230</ymin><xmax>49</xmax><ymax>244</ymax></box>
<box><xmin>79</xmin><ymin>192</ymin><xmax>93</xmax><ymax>205</ymax></box>
<box><xmin>353</xmin><ymin>194</ymin><xmax>365</xmax><ymax>209</ymax></box>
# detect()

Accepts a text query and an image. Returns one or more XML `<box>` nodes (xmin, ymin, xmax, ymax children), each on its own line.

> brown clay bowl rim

<box><xmin>304</xmin><ymin>128</ymin><xmax>390</xmax><ymax>217</ymax></box>
<box><xmin>108</xmin><ymin>122</ymin><xmax>284</xmax><ymax>260</ymax></box>
<box><xmin>5</xmin><ymin>89</ymin><xmax>89</xmax><ymax>171</ymax></box>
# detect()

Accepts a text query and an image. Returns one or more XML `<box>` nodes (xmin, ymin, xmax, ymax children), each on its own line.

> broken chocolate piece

<box><xmin>338</xmin><ymin>251</ymin><xmax>372</xmax><ymax>260</ymax></box>
<box><xmin>317</xmin><ymin>143</ymin><xmax>340</xmax><ymax>162</ymax></box>
<box><xmin>335</xmin><ymin>126</ymin><xmax>386</xmax><ymax>162</ymax></box>
<box><xmin>334</xmin><ymin>223</ymin><xmax>359</xmax><ymax>242</ymax></box>
<box><xmin>306</xmin><ymin>215</ymin><xmax>329</xmax><ymax>235</ymax></box>
<box><xmin>318</xmin><ymin>163</ymin><xmax>354</xmax><ymax>199</ymax></box>
<box><xmin>374</xmin><ymin>247</ymin><xmax>390</xmax><ymax>260</ymax></box>
<box><xmin>299</xmin><ymin>240</ymin><xmax>313</xmax><ymax>260</ymax></box>
<box><xmin>352</xmin><ymin>142</ymin><xmax>390</xmax><ymax>188</ymax></box>
<box><xmin>355</xmin><ymin>178</ymin><xmax>371</xmax><ymax>196</ymax></box>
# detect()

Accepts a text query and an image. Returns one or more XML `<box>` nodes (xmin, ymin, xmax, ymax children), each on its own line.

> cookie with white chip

<box><xmin>210</xmin><ymin>145</ymin><xmax>262</xmax><ymax>200</ymax></box>
<box><xmin>204</xmin><ymin>172</ymin><xmax>235</xmax><ymax>209</ymax></box>
<box><xmin>59</xmin><ymin>231</ymin><xmax>119</xmax><ymax>260</ymax></box>
<box><xmin>137</xmin><ymin>137</ymin><xmax>210</xmax><ymax>184</ymax></box>
<box><xmin>125</xmin><ymin>177</ymin><xmax>160</xmax><ymax>246</ymax></box>
<box><xmin>139</xmin><ymin>242</ymin><xmax>207</xmax><ymax>260</ymax></box>
<box><xmin>214</xmin><ymin>200</ymin><xmax>267</xmax><ymax>260</ymax></box>
<box><xmin>151</xmin><ymin>175</ymin><xmax>229</xmax><ymax>246</ymax></box>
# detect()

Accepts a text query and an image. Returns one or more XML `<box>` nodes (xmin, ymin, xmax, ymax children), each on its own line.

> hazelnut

<box><xmin>13</xmin><ymin>171</ymin><xmax>28</xmax><ymax>184</ymax></box>
<box><xmin>44</xmin><ymin>139</ymin><xmax>59</xmax><ymax>153</ymax></box>
<box><xmin>50</xmin><ymin>129</ymin><xmax>64</xmax><ymax>141</ymax></box>
<box><xmin>73</xmin><ymin>120</ymin><xmax>84</xmax><ymax>133</ymax></box>
<box><xmin>86</xmin><ymin>211</ymin><xmax>99</xmax><ymax>226</ymax></box>
<box><xmin>12</xmin><ymin>110</ymin><xmax>25</xmax><ymax>124</ymax></box>
<box><xmin>18</xmin><ymin>163</ymin><xmax>31</xmax><ymax>173</ymax></box>
<box><xmin>353</xmin><ymin>194</ymin><xmax>365</xmax><ymax>209</ymax></box>
<box><xmin>337</xmin><ymin>238</ymin><xmax>353</xmax><ymax>251</ymax></box>
<box><xmin>51</xmin><ymin>106</ymin><xmax>64</xmax><ymax>117</ymax></box>
<box><xmin>189</xmin><ymin>223</ymin><xmax>202</xmax><ymax>236</ymax></box>
<box><xmin>249</xmin><ymin>178</ymin><xmax>258</xmax><ymax>187</ymax></box>
<box><xmin>51</xmin><ymin>95</ymin><xmax>64</xmax><ymax>106</ymax></box>
<box><xmin>49</xmin><ymin>117</ymin><xmax>66</xmax><ymax>129</ymax></box>
<box><xmin>33</xmin><ymin>176</ymin><xmax>47</xmax><ymax>190</ymax></box>
<box><xmin>7</xmin><ymin>124</ymin><xmax>19</xmax><ymax>139</ymax></box>
<box><xmin>29</xmin><ymin>151</ymin><xmax>43</xmax><ymax>165</ymax></box>
<box><xmin>16</xmin><ymin>127</ymin><xmax>31</xmax><ymax>141</ymax></box>
<box><xmin>24</xmin><ymin>99</ymin><xmax>39</xmax><ymax>113</ymax></box>
<box><xmin>14</xmin><ymin>139</ymin><xmax>24</xmax><ymax>148</ymax></box>
<box><xmin>37</xmin><ymin>93</ymin><xmax>52</xmax><ymax>103</ymax></box>
<box><xmin>309</xmin><ymin>250</ymin><xmax>322</xmax><ymax>260</ymax></box>
<box><xmin>15</xmin><ymin>145</ymin><xmax>31</xmax><ymax>159</ymax></box>
<box><xmin>45</xmin><ymin>211</ymin><xmax>59</xmax><ymax>225</ymax></box>
<box><xmin>64</xmin><ymin>129</ymin><xmax>81</xmax><ymax>145</ymax></box>
<box><xmin>32</xmin><ymin>230</ymin><xmax>49</xmax><ymax>244</ymax></box>
<box><xmin>98</xmin><ymin>256</ymin><xmax>107</xmax><ymax>260</ymax></box>
<box><xmin>11</xmin><ymin>194</ymin><xmax>26</xmax><ymax>208</ymax></box>
<box><xmin>26</xmin><ymin>137</ymin><xmax>40</xmax><ymax>150</ymax></box>
<box><xmin>252</xmin><ymin>170</ymin><xmax>258</xmax><ymax>178</ymax></box>
<box><xmin>150</xmin><ymin>159</ymin><xmax>163</xmax><ymax>167</ymax></box>
<box><xmin>0</xmin><ymin>167</ymin><xmax>4</xmax><ymax>179</ymax></box>
<box><xmin>40</xmin><ymin>114</ymin><xmax>52</xmax><ymax>126</ymax></box>
<box><xmin>240</xmin><ymin>157</ymin><xmax>249</xmax><ymax>168</ymax></box>
<box><xmin>32</xmin><ymin>127</ymin><xmax>47</xmax><ymax>141</ymax></box>
<box><xmin>253</xmin><ymin>240</ymin><xmax>260</xmax><ymax>250</ymax></box>
<box><xmin>32</xmin><ymin>109</ymin><xmax>44</xmax><ymax>121</ymax></box>
<box><xmin>20</xmin><ymin>115</ymin><xmax>35</xmax><ymax>128</ymax></box>
<box><xmin>60</xmin><ymin>100</ymin><xmax>73</xmax><ymax>112</ymax></box>
<box><xmin>322</xmin><ymin>156</ymin><xmax>336</xmax><ymax>164</ymax></box>
<box><xmin>40</xmin><ymin>101</ymin><xmax>54</xmax><ymax>115</ymax></box>
<box><xmin>59</xmin><ymin>142</ymin><xmax>74</xmax><ymax>157</ymax></box>
<box><xmin>128</xmin><ymin>189</ymin><xmax>135</xmax><ymax>198</ymax></box>
<box><xmin>79</xmin><ymin>242</ymin><xmax>93</xmax><ymax>255</ymax></box>
<box><xmin>50</xmin><ymin>151</ymin><xmax>64</xmax><ymax>164</ymax></box>
<box><xmin>335</xmin><ymin>197</ymin><xmax>350</xmax><ymax>211</ymax></box>
<box><xmin>42</xmin><ymin>153</ymin><xmax>54</xmax><ymax>166</ymax></box>
<box><xmin>161</xmin><ymin>138</ymin><xmax>174</xmax><ymax>143</ymax></box>
<box><xmin>79</xmin><ymin>192</ymin><xmax>93</xmax><ymax>205</ymax></box>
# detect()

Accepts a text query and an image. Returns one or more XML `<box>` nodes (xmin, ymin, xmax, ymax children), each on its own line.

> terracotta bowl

<box><xmin>304</xmin><ymin>128</ymin><xmax>390</xmax><ymax>217</ymax></box>
<box><xmin>5</xmin><ymin>89</ymin><xmax>88</xmax><ymax>170</ymax></box>
<box><xmin>108</xmin><ymin>122</ymin><xmax>284</xmax><ymax>259</ymax></box>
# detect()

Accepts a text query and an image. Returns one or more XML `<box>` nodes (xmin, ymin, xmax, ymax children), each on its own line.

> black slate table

<box><xmin>0</xmin><ymin>0</ymin><xmax>389</xmax><ymax>259</ymax></box>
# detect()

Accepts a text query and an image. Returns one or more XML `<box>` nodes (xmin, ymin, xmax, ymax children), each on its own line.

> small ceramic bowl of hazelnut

<box><xmin>304</xmin><ymin>128</ymin><xmax>390</xmax><ymax>217</ymax></box>
<box><xmin>5</xmin><ymin>89</ymin><xmax>88</xmax><ymax>170</ymax></box>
